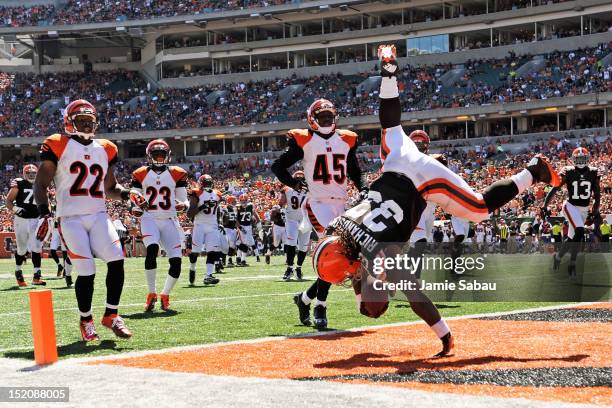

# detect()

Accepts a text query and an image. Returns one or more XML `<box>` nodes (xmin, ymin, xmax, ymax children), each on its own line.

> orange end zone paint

<box><xmin>95</xmin><ymin>304</ymin><xmax>612</xmax><ymax>405</ymax></box>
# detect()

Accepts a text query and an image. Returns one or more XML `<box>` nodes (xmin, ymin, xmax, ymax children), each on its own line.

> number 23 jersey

<box><xmin>40</xmin><ymin>133</ymin><xmax>117</xmax><ymax>218</ymax></box>
<box><xmin>131</xmin><ymin>165</ymin><xmax>188</xmax><ymax>219</ymax></box>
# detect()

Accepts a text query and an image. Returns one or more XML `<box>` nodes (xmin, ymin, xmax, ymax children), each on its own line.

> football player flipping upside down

<box><xmin>312</xmin><ymin>45</ymin><xmax>562</xmax><ymax>356</ymax></box>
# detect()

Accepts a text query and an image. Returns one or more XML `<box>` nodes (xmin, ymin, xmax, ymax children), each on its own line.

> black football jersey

<box><xmin>222</xmin><ymin>205</ymin><xmax>237</xmax><ymax>228</ymax></box>
<box><xmin>329</xmin><ymin>172</ymin><xmax>426</xmax><ymax>259</ymax></box>
<box><xmin>271</xmin><ymin>209</ymin><xmax>285</xmax><ymax>227</ymax></box>
<box><xmin>10</xmin><ymin>178</ymin><xmax>38</xmax><ymax>218</ymax></box>
<box><xmin>236</xmin><ymin>203</ymin><xmax>254</xmax><ymax>226</ymax></box>
<box><xmin>561</xmin><ymin>166</ymin><xmax>599</xmax><ymax>207</ymax></box>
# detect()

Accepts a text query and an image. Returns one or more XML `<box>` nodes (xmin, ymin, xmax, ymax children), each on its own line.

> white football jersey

<box><xmin>283</xmin><ymin>186</ymin><xmax>306</xmax><ymax>221</ymax></box>
<box><xmin>193</xmin><ymin>188</ymin><xmax>222</xmax><ymax>225</ymax></box>
<box><xmin>132</xmin><ymin>165</ymin><xmax>188</xmax><ymax>220</ymax></box>
<box><xmin>288</xmin><ymin>128</ymin><xmax>357</xmax><ymax>201</ymax></box>
<box><xmin>40</xmin><ymin>134</ymin><xmax>117</xmax><ymax>217</ymax></box>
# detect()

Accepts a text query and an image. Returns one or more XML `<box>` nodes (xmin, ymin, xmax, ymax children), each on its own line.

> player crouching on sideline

<box><xmin>130</xmin><ymin>139</ymin><xmax>189</xmax><ymax>312</ymax></box>
<box><xmin>6</xmin><ymin>164</ymin><xmax>46</xmax><ymax>286</ymax></box>
<box><xmin>187</xmin><ymin>174</ymin><xmax>222</xmax><ymax>285</ymax></box>
<box><xmin>34</xmin><ymin>99</ymin><xmax>137</xmax><ymax>341</ymax></box>
<box><xmin>312</xmin><ymin>45</ymin><xmax>562</xmax><ymax>356</ymax></box>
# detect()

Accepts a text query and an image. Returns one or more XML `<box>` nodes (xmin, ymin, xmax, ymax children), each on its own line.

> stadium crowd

<box><xmin>1</xmin><ymin>0</ymin><xmax>578</xmax><ymax>28</ymax></box>
<box><xmin>1</xmin><ymin>44</ymin><xmax>610</xmax><ymax>139</ymax></box>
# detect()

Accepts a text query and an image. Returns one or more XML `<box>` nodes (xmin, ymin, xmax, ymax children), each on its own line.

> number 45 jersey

<box><xmin>40</xmin><ymin>134</ymin><xmax>118</xmax><ymax>217</ymax></box>
<box><xmin>131</xmin><ymin>165</ymin><xmax>188</xmax><ymax>219</ymax></box>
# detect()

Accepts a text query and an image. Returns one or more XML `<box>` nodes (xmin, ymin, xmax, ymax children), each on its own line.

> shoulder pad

<box><xmin>169</xmin><ymin>166</ymin><xmax>188</xmax><ymax>182</ymax></box>
<box><xmin>132</xmin><ymin>166</ymin><xmax>149</xmax><ymax>184</ymax></box>
<box><xmin>287</xmin><ymin>129</ymin><xmax>312</xmax><ymax>148</ymax></box>
<box><xmin>337</xmin><ymin>129</ymin><xmax>358</xmax><ymax>148</ymax></box>
<box><xmin>97</xmin><ymin>139</ymin><xmax>119</xmax><ymax>163</ymax></box>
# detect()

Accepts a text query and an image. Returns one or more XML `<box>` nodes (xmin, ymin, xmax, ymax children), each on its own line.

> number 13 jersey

<box><xmin>40</xmin><ymin>133</ymin><xmax>118</xmax><ymax>218</ymax></box>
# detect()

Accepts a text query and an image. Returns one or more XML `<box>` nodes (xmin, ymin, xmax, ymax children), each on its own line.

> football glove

<box><xmin>36</xmin><ymin>214</ymin><xmax>53</xmax><ymax>242</ymax></box>
<box><xmin>293</xmin><ymin>178</ymin><xmax>308</xmax><ymax>193</ymax></box>
<box><xmin>129</xmin><ymin>189</ymin><xmax>148</xmax><ymax>210</ymax></box>
<box><xmin>378</xmin><ymin>44</ymin><xmax>398</xmax><ymax>77</ymax></box>
<box><xmin>12</xmin><ymin>206</ymin><xmax>25</xmax><ymax>217</ymax></box>
<box><xmin>130</xmin><ymin>205</ymin><xmax>144</xmax><ymax>218</ymax></box>
<box><xmin>175</xmin><ymin>200</ymin><xmax>187</xmax><ymax>213</ymax></box>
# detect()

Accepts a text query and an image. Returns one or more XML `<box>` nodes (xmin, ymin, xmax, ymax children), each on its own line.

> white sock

<box><xmin>189</xmin><ymin>262</ymin><xmax>196</xmax><ymax>272</ymax></box>
<box><xmin>380</xmin><ymin>76</ymin><xmax>399</xmax><ymax>98</ymax></box>
<box><xmin>355</xmin><ymin>294</ymin><xmax>362</xmax><ymax>312</ymax></box>
<box><xmin>301</xmin><ymin>291</ymin><xmax>312</xmax><ymax>305</ymax></box>
<box><xmin>145</xmin><ymin>269</ymin><xmax>157</xmax><ymax>293</ymax></box>
<box><xmin>34</xmin><ymin>267</ymin><xmax>41</xmax><ymax>274</ymax></box>
<box><xmin>65</xmin><ymin>263</ymin><xmax>72</xmax><ymax>276</ymax></box>
<box><xmin>15</xmin><ymin>264</ymin><xmax>22</xmax><ymax>272</ymax></box>
<box><xmin>206</xmin><ymin>263</ymin><xmax>214</xmax><ymax>277</ymax></box>
<box><xmin>314</xmin><ymin>299</ymin><xmax>327</xmax><ymax>308</ymax></box>
<box><xmin>430</xmin><ymin>319</ymin><xmax>450</xmax><ymax>339</ymax></box>
<box><xmin>511</xmin><ymin>169</ymin><xmax>534</xmax><ymax>194</ymax></box>
<box><xmin>161</xmin><ymin>275</ymin><xmax>178</xmax><ymax>295</ymax></box>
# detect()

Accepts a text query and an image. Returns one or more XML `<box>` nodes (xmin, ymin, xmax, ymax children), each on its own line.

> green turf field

<box><xmin>0</xmin><ymin>254</ymin><xmax>607</xmax><ymax>360</ymax></box>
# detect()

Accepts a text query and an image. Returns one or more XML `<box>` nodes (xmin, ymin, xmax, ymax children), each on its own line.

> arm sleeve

<box><xmin>271</xmin><ymin>137</ymin><xmax>304</xmax><ymax>188</ymax></box>
<box><xmin>40</xmin><ymin>144</ymin><xmax>59</xmax><ymax>164</ymax></box>
<box><xmin>346</xmin><ymin>146</ymin><xmax>366</xmax><ymax>191</ymax></box>
<box><xmin>379</xmin><ymin>76</ymin><xmax>401</xmax><ymax>129</ymax></box>
<box><xmin>131</xmin><ymin>178</ymin><xmax>142</xmax><ymax>189</ymax></box>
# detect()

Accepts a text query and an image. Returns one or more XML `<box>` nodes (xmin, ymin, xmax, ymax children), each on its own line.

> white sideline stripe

<box><xmin>35</xmin><ymin>301</ymin><xmax>601</xmax><ymax>365</ymax></box>
<box><xmin>0</xmin><ymin>288</ymin><xmax>352</xmax><ymax>318</ymax></box>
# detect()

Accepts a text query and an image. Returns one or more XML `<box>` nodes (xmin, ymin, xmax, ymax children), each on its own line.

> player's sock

<box><xmin>430</xmin><ymin>319</ymin><xmax>450</xmax><ymax>339</ymax></box>
<box><xmin>301</xmin><ymin>291</ymin><xmax>312</xmax><ymax>305</ymax></box>
<box><xmin>75</xmin><ymin>274</ymin><xmax>95</xmax><ymax>321</ymax></box>
<box><xmin>482</xmin><ymin>179</ymin><xmax>520</xmax><ymax>213</ymax></box>
<box><xmin>162</xmin><ymin>257</ymin><xmax>181</xmax><ymax>295</ymax></box>
<box><xmin>145</xmin><ymin>269</ymin><xmax>157</xmax><ymax>293</ymax></box>
<box><xmin>189</xmin><ymin>253</ymin><xmax>198</xmax><ymax>271</ymax></box>
<box><xmin>316</xmin><ymin>279</ymin><xmax>331</xmax><ymax>302</ymax></box>
<box><xmin>32</xmin><ymin>252</ymin><xmax>42</xmax><ymax>278</ymax></box>
<box><xmin>50</xmin><ymin>249</ymin><xmax>60</xmax><ymax>265</ymax></box>
<box><xmin>305</xmin><ymin>279</ymin><xmax>319</xmax><ymax>300</ymax></box>
<box><xmin>15</xmin><ymin>253</ymin><xmax>24</xmax><ymax>271</ymax></box>
<box><xmin>296</xmin><ymin>250</ymin><xmax>307</xmax><ymax>267</ymax></box>
<box><xmin>314</xmin><ymin>299</ymin><xmax>327</xmax><ymax>308</ymax></box>
<box><xmin>285</xmin><ymin>245</ymin><xmax>296</xmax><ymax>267</ymax></box>
<box><xmin>105</xmin><ymin>260</ymin><xmax>124</xmax><ymax>316</ymax></box>
<box><xmin>206</xmin><ymin>263</ymin><xmax>214</xmax><ymax>277</ymax></box>
<box><xmin>63</xmin><ymin>253</ymin><xmax>72</xmax><ymax>276</ymax></box>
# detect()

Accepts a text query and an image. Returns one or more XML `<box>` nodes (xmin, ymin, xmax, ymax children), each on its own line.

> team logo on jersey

<box><xmin>84</xmin><ymin>154</ymin><xmax>91</xmax><ymax>160</ymax></box>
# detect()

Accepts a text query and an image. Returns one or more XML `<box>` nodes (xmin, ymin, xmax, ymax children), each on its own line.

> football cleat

<box><xmin>80</xmin><ymin>319</ymin><xmax>100</xmax><ymax>342</ymax></box>
<box><xmin>32</xmin><ymin>278</ymin><xmax>46</xmax><ymax>286</ymax></box>
<box><xmin>144</xmin><ymin>293</ymin><xmax>157</xmax><ymax>312</ymax></box>
<box><xmin>527</xmin><ymin>154</ymin><xmax>561</xmax><ymax>187</ymax></box>
<box><xmin>553</xmin><ymin>253</ymin><xmax>561</xmax><ymax>271</ymax></box>
<box><xmin>295</xmin><ymin>266</ymin><xmax>303</xmax><ymax>281</ymax></box>
<box><xmin>160</xmin><ymin>294</ymin><xmax>171</xmax><ymax>311</ymax></box>
<box><xmin>313</xmin><ymin>305</ymin><xmax>328</xmax><ymax>330</ymax></box>
<box><xmin>283</xmin><ymin>267</ymin><xmax>292</xmax><ymax>281</ymax></box>
<box><xmin>189</xmin><ymin>270</ymin><xmax>196</xmax><ymax>286</ymax></box>
<box><xmin>101</xmin><ymin>314</ymin><xmax>132</xmax><ymax>339</ymax></box>
<box><xmin>57</xmin><ymin>264</ymin><xmax>64</xmax><ymax>277</ymax></box>
<box><xmin>293</xmin><ymin>293</ymin><xmax>311</xmax><ymax>326</ymax></box>
<box><xmin>15</xmin><ymin>271</ymin><xmax>27</xmax><ymax>287</ymax></box>
<box><xmin>434</xmin><ymin>333</ymin><xmax>455</xmax><ymax>357</ymax></box>
<box><xmin>65</xmin><ymin>275</ymin><xmax>73</xmax><ymax>288</ymax></box>
<box><xmin>204</xmin><ymin>275</ymin><xmax>220</xmax><ymax>285</ymax></box>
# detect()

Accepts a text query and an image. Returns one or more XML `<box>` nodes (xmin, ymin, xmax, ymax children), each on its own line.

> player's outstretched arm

<box><xmin>186</xmin><ymin>192</ymin><xmax>200</xmax><ymax>219</ymax></box>
<box><xmin>33</xmin><ymin>160</ymin><xmax>56</xmax><ymax>213</ymax></box>
<box><xmin>271</xmin><ymin>137</ymin><xmax>304</xmax><ymax>189</ymax></box>
<box><xmin>378</xmin><ymin>45</ymin><xmax>401</xmax><ymax>129</ymax></box>
<box><xmin>5</xmin><ymin>185</ymin><xmax>18</xmax><ymax>213</ymax></box>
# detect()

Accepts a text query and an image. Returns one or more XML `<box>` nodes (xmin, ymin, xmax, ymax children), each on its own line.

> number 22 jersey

<box><xmin>40</xmin><ymin>133</ymin><xmax>118</xmax><ymax>218</ymax></box>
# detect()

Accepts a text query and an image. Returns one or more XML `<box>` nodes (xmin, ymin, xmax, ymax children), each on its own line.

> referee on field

<box><xmin>499</xmin><ymin>219</ymin><xmax>509</xmax><ymax>253</ymax></box>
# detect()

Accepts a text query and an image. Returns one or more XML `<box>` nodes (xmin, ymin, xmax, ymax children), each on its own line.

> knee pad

<box><xmin>189</xmin><ymin>253</ymin><xmax>199</xmax><ymax>264</ymax></box>
<box><xmin>359</xmin><ymin>301</ymin><xmax>389</xmax><ymax>318</ymax></box>
<box><xmin>168</xmin><ymin>257</ymin><xmax>181</xmax><ymax>279</ymax></box>
<box><xmin>145</xmin><ymin>244</ymin><xmax>159</xmax><ymax>270</ymax></box>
